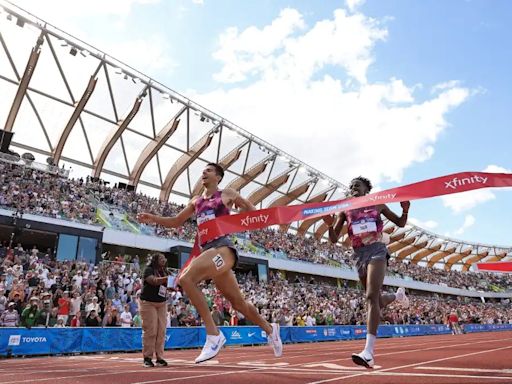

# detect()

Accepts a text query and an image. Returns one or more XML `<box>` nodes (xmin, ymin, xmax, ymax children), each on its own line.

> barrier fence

<box><xmin>3</xmin><ymin>324</ymin><xmax>511</xmax><ymax>357</ymax></box>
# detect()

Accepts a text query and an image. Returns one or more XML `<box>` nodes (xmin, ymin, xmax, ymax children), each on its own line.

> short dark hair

<box><xmin>206</xmin><ymin>163</ymin><xmax>224</xmax><ymax>182</ymax></box>
<box><xmin>350</xmin><ymin>176</ymin><xmax>373</xmax><ymax>192</ymax></box>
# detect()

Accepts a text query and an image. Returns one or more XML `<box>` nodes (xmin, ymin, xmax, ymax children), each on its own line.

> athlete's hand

<box><xmin>322</xmin><ymin>215</ymin><xmax>335</xmax><ymax>227</ymax></box>
<box><xmin>400</xmin><ymin>201</ymin><xmax>410</xmax><ymax>212</ymax></box>
<box><xmin>137</xmin><ymin>212</ymin><xmax>154</xmax><ymax>224</ymax></box>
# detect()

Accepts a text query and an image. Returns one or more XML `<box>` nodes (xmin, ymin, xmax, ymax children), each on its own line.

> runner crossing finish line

<box><xmin>197</xmin><ymin>171</ymin><xmax>512</xmax><ymax>245</ymax></box>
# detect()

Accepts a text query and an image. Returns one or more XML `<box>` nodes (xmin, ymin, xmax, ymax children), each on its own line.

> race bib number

<box><xmin>213</xmin><ymin>254</ymin><xmax>225</xmax><ymax>270</ymax></box>
<box><xmin>158</xmin><ymin>285</ymin><xmax>167</xmax><ymax>298</ymax></box>
<box><xmin>197</xmin><ymin>209</ymin><xmax>216</xmax><ymax>225</ymax></box>
<box><xmin>352</xmin><ymin>219</ymin><xmax>377</xmax><ymax>235</ymax></box>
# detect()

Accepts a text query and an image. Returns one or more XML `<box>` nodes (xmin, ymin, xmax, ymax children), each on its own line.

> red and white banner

<box><xmin>197</xmin><ymin>171</ymin><xmax>512</xmax><ymax>245</ymax></box>
<box><xmin>476</xmin><ymin>262</ymin><xmax>512</xmax><ymax>273</ymax></box>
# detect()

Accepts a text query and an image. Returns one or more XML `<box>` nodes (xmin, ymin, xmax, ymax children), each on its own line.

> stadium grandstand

<box><xmin>0</xmin><ymin>2</ymin><xmax>511</xmax><ymax>383</ymax></box>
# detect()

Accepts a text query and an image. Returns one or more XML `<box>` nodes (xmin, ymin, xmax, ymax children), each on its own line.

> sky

<box><xmin>4</xmin><ymin>0</ymin><xmax>512</xmax><ymax>248</ymax></box>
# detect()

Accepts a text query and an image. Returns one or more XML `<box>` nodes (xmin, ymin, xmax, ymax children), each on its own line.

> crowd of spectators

<box><xmin>1</xmin><ymin>162</ymin><xmax>511</xmax><ymax>293</ymax></box>
<box><xmin>1</xmin><ymin>243</ymin><xmax>511</xmax><ymax>329</ymax></box>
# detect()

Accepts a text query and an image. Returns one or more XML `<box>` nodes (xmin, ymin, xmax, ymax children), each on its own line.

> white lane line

<box><xmin>306</xmin><ymin>342</ymin><xmax>512</xmax><ymax>384</ymax></box>
<box><xmin>416</xmin><ymin>366</ymin><xmax>512</xmax><ymax>374</ymax></box>
<box><xmin>372</xmin><ymin>371</ymin><xmax>512</xmax><ymax>380</ymax></box>
<box><xmin>126</xmin><ymin>335</ymin><xmax>512</xmax><ymax>384</ymax></box>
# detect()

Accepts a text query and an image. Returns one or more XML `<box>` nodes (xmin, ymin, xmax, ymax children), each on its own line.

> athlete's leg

<box><xmin>213</xmin><ymin>269</ymin><xmax>272</xmax><ymax>335</ymax></box>
<box><xmin>366</xmin><ymin>258</ymin><xmax>387</xmax><ymax>336</ymax></box>
<box><xmin>179</xmin><ymin>247</ymin><xmax>235</xmax><ymax>335</ymax></box>
<box><xmin>360</xmin><ymin>272</ymin><xmax>395</xmax><ymax>309</ymax></box>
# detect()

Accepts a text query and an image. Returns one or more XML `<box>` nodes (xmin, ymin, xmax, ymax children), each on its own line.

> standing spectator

<box><xmin>211</xmin><ymin>304</ymin><xmax>224</xmax><ymax>326</ymax></box>
<box><xmin>0</xmin><ymin>288</ymin><xmax>7</xmax><ymax>316</ymax></box>
<box><xmin>47</xmin><ymin>307</ymin><xmax>59</xmax><ymax>327</ymax></box>
<box><xmin>57</xmin><ymin>291</ymin><xmax>71</xmax><ymax>325</ymax></box>
<box><xmin>120</xmin><ymin>304</ymin><xmax>133</xmax><ymax>328</ymax></box>
<box><xmin>85</xmin><ymin>310</ymin><xmax>101</xmax><ymax>326</ymax></box>
<box><xmin>133</xmin><ymin>311</ymin><xmax>142</xmax><ymax>327</ymax></box>
<box><xmin>21</xmin><ymin>297</ymin><xmax>41</xmax><ymax>328</ymax></box>
<box><xmin>1</xmin><ymin>302</ymin><xmax>20</xmax><ymax>327</ymax></box>
<box><xmin>85</xmin><ymin>297</ymin><xmax>100</xmax><ymax>316</ymax></box>
<box><xmin>70</xmin><ymin>313</ymin><xmax>81</xmax><ymax>327</ymax></box>
<box><xmin>70</xmin><ymin>291</ymin><xmax>82</xmax><ymax>318</ymax></box>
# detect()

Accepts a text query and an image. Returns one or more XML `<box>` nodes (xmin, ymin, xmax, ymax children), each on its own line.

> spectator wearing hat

<box><xmin>0</xmin><ymin>302</ymin><xmax>19</xmax><ymax>327</ymax></box>
<box><xmin>21</xmin><ymin>296</ymin><xmax>41</xmax><ymax>328</ymax></box>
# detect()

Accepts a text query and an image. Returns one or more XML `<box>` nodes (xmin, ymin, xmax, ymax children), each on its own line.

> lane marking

<box><xmin>306</xmin><ymin>342</ymin><xmax>512</xmax><ymax>384</ymax></box>
<box><xmin>416</xmin><ymin>366</ymin><xmax>512</xmax><ymax>374</ymax></box>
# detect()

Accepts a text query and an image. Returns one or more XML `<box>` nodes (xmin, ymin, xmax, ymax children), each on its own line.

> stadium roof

<box><xmin>0</xmin><ymin>2</ymin><xmax>510</xmax><ymax>270</ymax></box>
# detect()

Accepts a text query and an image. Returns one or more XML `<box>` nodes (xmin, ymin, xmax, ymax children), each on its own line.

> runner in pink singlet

<box><xmin>323</xmin><ymin>176</ymin><xmax>411</xmax><ymax>369</ymax></box>
<box><xmin>138</xmin><ymin>163</ymin><xmax>282</xmax><ymax>363</ymax></box>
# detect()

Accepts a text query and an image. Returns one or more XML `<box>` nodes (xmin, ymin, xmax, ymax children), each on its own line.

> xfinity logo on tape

<box><xmin>241</xmin><ymin>214</ymin><xmax>269</xmax><ymax>227</ymax></box>
<box><xmin>302</xmin><ymin>203</ymin><xmax>351</xmax><ymax>217</ymax></box>
<box><xmin>444</xmin><ymin>175</ymin><xmax>487</xmax><ymax>190</ymax></box>
<box><xmin>367</xmin><ymin>193</ymin><xmax>396</xmax><ymax>202</ymax></box>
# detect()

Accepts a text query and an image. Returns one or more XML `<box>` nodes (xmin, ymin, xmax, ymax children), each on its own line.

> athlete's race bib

<box><xmin>352</xmin><ymin>219</ymin><xmax>377</xmax><ymax>235</ymax></box>
<box><xmin>197</xmin><ymin>209</ymin><xmax>216</xmax><ymax>225</ymax></box>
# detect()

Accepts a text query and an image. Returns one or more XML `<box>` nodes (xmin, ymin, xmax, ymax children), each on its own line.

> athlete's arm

<box><xmin>380</xmin><ymin>201</ymin><xmax>410</xmax><ymax>227</ymax></box>
<box><xmin>137</xmin><ymin>198</ymin><xmax>196</xmax><ymax>228</ymax></box>
<box><xmin>324</xmin><ymin>212</ymin><xmax>346</xmax><ymax>243</ymax></box>
<box><xmin>222</xmin><ymin>188</ymin><xmax>256</xmax><ymax>212</ymax></box>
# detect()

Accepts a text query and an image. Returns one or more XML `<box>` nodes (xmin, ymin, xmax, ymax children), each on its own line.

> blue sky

<box><xmin>9</xmin><ymin>0</ymin><xmax>512</xmax><ymax>247</ymax></box>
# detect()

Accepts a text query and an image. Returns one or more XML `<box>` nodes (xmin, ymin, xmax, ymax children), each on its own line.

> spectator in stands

<box><xmin>57</xmin><ymin>291</ymin><xmax>70</xmax><ymax>325</ymax></box>
<box><xmin>120</xmin><ymin>304</ymin><xmax>133</xmax><ymax>328</ymax></box>
<box><xmin>1</xmin><ymin>302</ymin><xmax>19</xmax><ymax>326</ymax></box>
<box><xmin>54</xmin><ymin>318</ymin><xmax>65</xmax><ymax>327</ymax></box>
<box><xmin>70</xmin><ymin>313</ymin><xmax>81</xmax><ymax>327</ymax></box>
<box><xmin>133</xmin><ymin>311</ymin><xmax>142</xmax><ymax>327</ymax></box>
<box><xmin>211</xmin><ymin>304</ymin><xmax>224</xmax><ymax>326</ymax></box>
<box><xmin>21</xmin><ymin>296</ymin><xmax>40</xmax><ymax>328</ymax></box>
<box><xmin>85</xmin><ymin>310</ymin><xmax>101</xmax><ymax>326</ymax></box>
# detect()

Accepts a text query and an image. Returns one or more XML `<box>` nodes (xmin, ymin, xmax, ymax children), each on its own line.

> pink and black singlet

<box><xmin>194</xmin><ymin>190</ymin><xmax>238</xmax><ymax>262</ymax></box>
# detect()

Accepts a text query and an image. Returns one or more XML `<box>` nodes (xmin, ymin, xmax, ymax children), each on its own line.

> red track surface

<box><xmin>0</xmin><ymin>331</ymin><xmax>511</xmax><ymax>384</ymax></box>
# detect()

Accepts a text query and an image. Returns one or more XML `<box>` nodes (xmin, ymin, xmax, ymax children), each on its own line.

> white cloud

<box><xmin>454</xmin><ymin>214</ymin><xmax>476</xmax><ymax>235</ymax></box>
<box><xmin>192</xmin><ymin>0</ymin><xmax>204</xmax><ymax>4</ymax></box>
<box><xmin>191</xmin><ymin>7</ymin><xmax>471</xmax><ymax>187</ymax></box>
<box><xmin>408</xmin><ymin>217</ymin><xmax>439</xmax><ymax>230</ymax></box>
<box><xmin>441</xmin><ymin>164</ymin><xmax>511</xmax><ymax>213</ymax></box>
<box><xmin>345</xmin><ymin>0</ymin><xmax>366</xmax><ymax>13</ymax></box>
<box><xmin>431</xmin><ymin>80</ymin><xmax>461</xmax><ymax>94</ymax></box>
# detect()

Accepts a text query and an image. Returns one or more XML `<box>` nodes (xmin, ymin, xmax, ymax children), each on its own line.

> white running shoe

<box><xmin>395</xmin><ymin>287</ymin><xmax>409</xmax><ymax>308</ymax></box>
<box><xmin>351</xmin><ymin>351</ymin><xmax>375</xmax><ymax>369</ymax></box>
<box><xmin>194</xmin><ymin>331</ymin><xmax>226</xmax><ymax>364</ymax></box>
<box><xmin>267</xmin><ymin>323</ymin><xmax>283</xmax><ymax>357</ymax></box>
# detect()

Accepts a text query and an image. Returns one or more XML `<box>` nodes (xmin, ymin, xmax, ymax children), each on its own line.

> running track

<box><xmin>0</xmin><ymin>331</ymin><xmax>511</xmax><ymax>383</ymax></box>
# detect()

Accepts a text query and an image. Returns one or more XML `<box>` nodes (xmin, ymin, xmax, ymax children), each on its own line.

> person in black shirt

<box><xmin>85</xmin><ymin>310</ymin><xmax>101</xmax><ymax>326</ymax></box>
<box><xmin>139</xmin><ymin>253</ymin><xmax>170</xmax><ymax>368</ymax></box>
